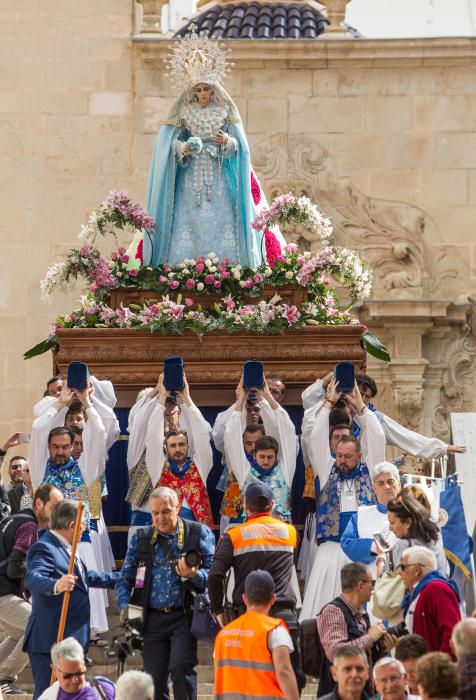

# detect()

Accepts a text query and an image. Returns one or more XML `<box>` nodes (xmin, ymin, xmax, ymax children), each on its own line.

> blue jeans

<box><xmin>142</xmin><ymin>608</ymin><xmax>197</xmax><ymax>700</ymax></box>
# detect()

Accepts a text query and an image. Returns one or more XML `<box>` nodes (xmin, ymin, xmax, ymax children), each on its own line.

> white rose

<box><xmin>205</xmin><ymin>259</ymin><xmax>212</xmax><ymax>267</ymax></box>
<box><xmin>168</xmin><ymin>272</ymin><xmax>174</xmax><ymax>279</ymax></box>
<box><xmin>209</xmin><ymin>266</ymin><xmax>217</xmax><ymax>273</ymax></box>
<box><xmin>239</xmin><ymin>280</ymin><xmax>247</xmax><ymax>288</ymax></box>
<box><xmin>182</xmin><ymin>269</ymin><xmax>190</xmax><ymax>275</ymax></box>
<box><xmin>209</xmin><ymin>252</ymin><xmax>217</xmax><ymax>259</ymax></box>
<box><xmin>285</xmin><ymin>271</ymin><xmax>294</xmax><ymax>279</ymax></box>
<box><xmin>234</xmin><ymin>271</ymin><xmax>241</xmax><ymax>280</ymax></box>
<box><xmin>197</xmin><ymin>282</ymin><xmax>204</xmax><ymax>291</ymax></box>
<box><xmin>264</xmin><ymin>268</ymin><xmax>273</xmax><ymax>277</ymax></box>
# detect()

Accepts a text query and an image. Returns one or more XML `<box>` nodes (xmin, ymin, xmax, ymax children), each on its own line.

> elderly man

<box><xmin>23</xmin><ymin>501</ymin><xmax>119</xmax><ymax>700</ymax></box>
<box><xmin>400</xmin><ymin>546</ymin><xmax>461</xmax><ymax>659</ymax></box>
<box><xmin>317</xmin><ymin>562</ymin><xmax>390</xmax><ymax>696</ymax></box>
<box><xmin>300</xmin><ymin>379</ymin><xmax>386</xmax><ymax>620</ymax></box>
<box><xmin>373</xmin><ymin>657</ymin><xmax>419</xmax><ymax>700</ymax></box>
<box><xmin>450</xmin><ymin>618</ymin><xmax>476</xmax><ymax>700</ymax></box>
<box><xmin>319</xmin><ymin>646</ymin><xmax>373</xmax><ymax>700</ymax></box>
<box><xmin>116</xmin><ymin>486</ymin><xmax>215</xmax><ymax>700</ymax></box>
<box><xmin>116</xmin><ymin>671</ymin><xmax>154</xmax><ymax>700</ymax></box>
<box><xmin>38</xmin><ymin>637</ymin><xmax>114</xmax><ymax>699</ymax></box>
<box><xmin>341</xmin><ymin>461</ymin><xmax>400</xmax><ymax>571</ymax></box>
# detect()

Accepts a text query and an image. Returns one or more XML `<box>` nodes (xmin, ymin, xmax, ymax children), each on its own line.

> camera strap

<box><xmin>152</xmin><ymin>518</ymin><xmax>185</xmax><ymax>561</ymax></box>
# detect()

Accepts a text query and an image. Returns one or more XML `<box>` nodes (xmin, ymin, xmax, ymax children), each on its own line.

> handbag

<box><xmin>372</xmin><ymin>551</ymin><xmax>405</xmax><ymax>621</ymax></box>
<box><xmin>190</xmin><ymin>591</ymin><xmax>221</xmax><ymax>642</ymax></box>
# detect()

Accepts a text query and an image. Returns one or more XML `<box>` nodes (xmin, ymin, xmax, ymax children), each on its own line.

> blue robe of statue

<box><xmin>143</xmin><ymin>101</ymin><xmax>262</xmax><ymax>268</ymax></box>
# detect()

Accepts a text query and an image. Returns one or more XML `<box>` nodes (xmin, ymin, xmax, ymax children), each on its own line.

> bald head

<box><xmin>451</xmin><ymin>618</ymin><xmax>476</xmax><ymax>659</ymax></box>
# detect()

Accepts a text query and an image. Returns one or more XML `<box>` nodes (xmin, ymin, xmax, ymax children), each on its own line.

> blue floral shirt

<box><xmin>116</xmin><ymin>523</ymin><xmax>215</xmax><ymax>610</ymax></box>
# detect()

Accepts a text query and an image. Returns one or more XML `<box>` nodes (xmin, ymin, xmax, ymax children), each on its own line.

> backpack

<box><xmin>299</xmin><ymin>618</ymin><xmax>324</xmax><ymax>679</ymax></box>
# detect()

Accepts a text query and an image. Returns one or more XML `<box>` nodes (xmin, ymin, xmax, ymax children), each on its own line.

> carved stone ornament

<box><xmin>53</xmin><ymin>325</ymin><xmax>366</xmax><ymax>406</ymax></box>
<box><xmin>135</xmin><ymin>0</ymin><xmax>166</xmax><ymax>34</ymax></box>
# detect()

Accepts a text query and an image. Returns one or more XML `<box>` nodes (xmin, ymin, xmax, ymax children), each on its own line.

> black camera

<box><xmin>386</xmin><ymin>621</ymin><xmax>408</xmax><ymax>638</ymax></box>
<box><xmin>107</xmin><ymin>620</ymin><xmax>143</xmax><ymax>675</ymax></box>
<box><xmin>171</xmin><ymin>549</ymin><xmax>202</xmax><ymax>570</ymax></box>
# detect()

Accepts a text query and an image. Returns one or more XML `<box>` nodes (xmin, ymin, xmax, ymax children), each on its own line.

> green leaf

<box><xmin>363</xmin><ymin>332</ymin><xmax>391</xmax><ymax>363</ymax></box>
<box><xmin>24</xmin><ymin>335</ymin><xmax>58</xmax><ymax>360</ymax></box>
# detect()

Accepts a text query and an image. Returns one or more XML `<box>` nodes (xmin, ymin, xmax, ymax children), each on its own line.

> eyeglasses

<box><xmin>10</xmin><ymin>465</ymin><xmax>24</xmax><ymax>470</ymax></box>
<box><xmin>55</xmin><ymin>668</ymin><xmax>86</xmax><ymax>680</ymax></box>
<box><xmin>400</xmin><ymin>563</ymin><xmax>423</xmax><ymax>571</ymax></box>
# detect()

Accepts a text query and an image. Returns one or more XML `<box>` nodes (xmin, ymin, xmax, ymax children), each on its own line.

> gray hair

<box><xmin>451</xmin><ymin>618</ymin><xmax>476</xmax><ymax>659</ymax></box>
<box><xmin>373</xmin><ymin>461</ymin><xmax>400</xmax><ymax>483</ymax></box>
<box><xmin>51</xmin><ymin>637</ymin><xmax>84</xmax><ymax>667</ymax></box>
<box><xmin>333</xmin><ymin>645</ymin><xmax>368</xmax><ymax>668</ymax></box>
<box><xmin>373</xmin><ymin>656</ymin><xmax>405</xmax><ymax>680</ymax></box>
<box><xmin>149</xmin><ymin>486</ymin><xmax>178</xmax><ymax>507</ymax></box>
<box><xmin>116</xmin><ymin>670</ymin><xmax>154</xmax><ymax>700</ymax></box>
<box><xmin>50</xmin><ymin>500</ymin><xmax>78</xmax><ymax>531</ymax></box>
<box><xmin>403</xmin><ymin>545</ymin><xmax>437</xmax><ymax>571</ymax></box>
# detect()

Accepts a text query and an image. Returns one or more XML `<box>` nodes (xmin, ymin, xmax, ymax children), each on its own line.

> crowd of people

<box><xmin>0</xmin><ymin>364</ymin><xmax>474</xmax><ymax>700</ymax></box>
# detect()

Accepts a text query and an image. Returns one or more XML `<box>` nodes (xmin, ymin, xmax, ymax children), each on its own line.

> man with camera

<box><xmin>116</xmin><ymin>486</ymin><xmax>215</xmax><ymax>700</ymax></box>
<box><xmin>316</xmin><ymin>562</ymin><xmax>394</xmax><ymax>697</ymax></box>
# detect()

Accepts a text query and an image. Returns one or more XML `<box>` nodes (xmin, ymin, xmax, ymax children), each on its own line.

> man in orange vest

<box><xmin>214</xmin><ymin>570</ymin><xmax>299</xmax><ymax>700</ymax></box>
<box><xmin>209</xmin><ymin>482</ymin><xmax>305</xmax><ymax>690</ymax></box>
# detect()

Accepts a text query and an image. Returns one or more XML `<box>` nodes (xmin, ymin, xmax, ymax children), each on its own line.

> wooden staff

<box><xmin>50</xmin><ymin>501</ymin><xmax>85</xmax><ymax>685</ymax></box>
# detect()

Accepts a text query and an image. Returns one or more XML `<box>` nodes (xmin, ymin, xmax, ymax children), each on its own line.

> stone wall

<box><xmin>2</xmin><ymin>3</ymin><xmax>476</xmax><ymax>463</ymax></box>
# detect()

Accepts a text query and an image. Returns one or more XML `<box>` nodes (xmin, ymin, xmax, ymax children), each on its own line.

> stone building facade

<box><xmin>2</xmin><ymin>0</ymin><xmax>476</xmax><ymax>459</ymax></box>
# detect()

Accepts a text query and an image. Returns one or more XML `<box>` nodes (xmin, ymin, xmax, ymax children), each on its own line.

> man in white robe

<box><xmin>299</xmin><ymin>378</ymin><xmax>386</xmax><ymax>621</ymax></box>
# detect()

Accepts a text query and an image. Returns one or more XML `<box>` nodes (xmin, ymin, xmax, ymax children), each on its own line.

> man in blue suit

<box><xmin>23</xmin><ymin>500</ymin><xmax>120</xmax><ymax>700</ymax></box>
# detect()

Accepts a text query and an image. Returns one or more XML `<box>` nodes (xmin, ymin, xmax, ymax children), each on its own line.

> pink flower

<box><xmin>245</xmin><ymin>280</ymin><xmax>254</xmax><ymax>289</ymax></box>
<box><xmin>220</xmin><ymin>257</ymin><xmax>229</xmax><ymax>265</ymax></box>
<box><xmin>120</xmin><ymin>255</ymin><xmax>129</xmax><ymax>263</ymax></box>
<box><xmin>117</xmin><ymin>305</ymin><xmax>133</xmax><ymax>324</ymax></box>
<box><xmin>55</xmin><ymin>323</ymin><xmax>63</xmax><ymax>330</ymax></box>
<box><xmin>283</xmin><ymin>304</ymin><xmax>300</xmax><ymax>325</ymax></box>
<box><xmin>169</xmin><ymin>280</ymin><xmax>179</xmax><ymax>289</ymax></box>
<box><xmin>224</xmin><ymin>295</ymin><xmax>235</xmax><ymax>310</ymax></box>
<box><xmin>129</xmin><ymin>269</ymin><xmax>138</xmax><ymax>277</ymax></box>
<box><xmin>185</xmin><ymin>278</ymin><xmax>196</xmax><ymax>289</ymax></box>
<box><xmin>150</xmin><ymin>304</ymin><xmax>158</xmax><ymax>314</ymax></box>
<box><xmin>159</xmin><ymin>275</ymin><xmax>167</xmax><ymax>283</ymax></box>
<box><xmin>213</xmin><ymin>280</ymin><xmax>222</xmax><ymax>288</ymax></box>
<box><xmin>241</xmin><ymin>305</ymin><xmax>253</xmax><ymax>315</ymax></box>
<box><xmin>284</xmin><ymin>243</ymin><xmax>298</xmax><ymax>253</ymax></box>
<box><xmin>253</xmin><ymin>273</ymin><xmax>263</xmax><ymax>283</ymax></box>
<box><xmin>185</xmin><ymin>298</ymin><xmax>194</xmax><ymax>307</ymax></box>
<box><xmin>168</xmin><ymin>304</ymin><xmax>184</xmax><ymax>319</ymax></box>
<box><xmin>204</xmin><ymin>274</ymin><xmax>214</xmax><ymax>285</ymax></box>
<box><xmin>111</xmin><ymin>251</ymin><xmax>118</xmax><ymax>260</ymax></box>
<box><xmin>195</xmin><ymin>263</ymin><xmax>205</xmax><ymax>273</ymax></box>
<box><xmin>117</xmin><ymin>246</ymin><xmax>126</xmax><ymax>255</ymax></box>
<box><xmin>222</xmin><ymin>271</ymin><xmax>231</xmax><ymax>279</ymax></box>
<box><xmin>298</xmin><ymin>256</ymin><xmax>305</xmax><ymax>265</ymax></box>
<box><xmin>70</xmin><ymin>314</ymin><xmax>78</xmax><ymax>322</ymax></box>
<box><xmin>196</xmin><ymin>256</ymin><xmax>206</xmax><ymax>263</ymax></box>
<box><xmin>89</xmin><ymin>283</ymin><xmax>99</xmax><ymax>292</ymax></box>
<box><xmin>250</xmin><ymin>171</ymin><xmax>261</xmax><ymax>205</ymax></box>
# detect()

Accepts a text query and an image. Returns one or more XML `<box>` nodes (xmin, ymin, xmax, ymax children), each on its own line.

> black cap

<box><xmin>244</xmin><ymin>570</ymin><xmax>275</xmax><ymax>597</ymax></box>
<box><xmin>245</xmin><ymin>481</ymin><xmax>273</xmax><ymax>509</ymax></box>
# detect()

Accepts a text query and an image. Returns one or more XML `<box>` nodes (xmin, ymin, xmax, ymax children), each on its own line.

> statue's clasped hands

<box><xmin>211</xmin><ymin>130</ymin><xmax>229</xmax><ymax>146</ymax></box>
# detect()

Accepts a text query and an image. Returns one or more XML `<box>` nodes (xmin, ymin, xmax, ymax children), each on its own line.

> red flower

<box><xmin>264</xmin><ymin>229</ymin><xmax>282</xmax><ymax>265</ymax></box>
<box><xmin>251</xmin><ymin>171</ymin><xmax>261</xmax><ymax>205</ymax></box>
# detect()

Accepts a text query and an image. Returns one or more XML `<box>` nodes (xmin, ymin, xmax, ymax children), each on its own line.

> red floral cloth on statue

<box><xmin>136</xmin><ymin>239</ymin><xmax>143</xmax><ymax>263</ymax></box>
<box><xmin>158</xmin><ymin>461</ymin><xmax>213</xmax><ymax>527</ymax></box>
<box><xmin>250</xmin><ymin>170</ymin><xmax>282</xmax><ymax>265</ymax></box>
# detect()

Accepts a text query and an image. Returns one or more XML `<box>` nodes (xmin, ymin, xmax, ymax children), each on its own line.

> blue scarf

<box><xmin>402</xmin><ymin>570</ymin><xmax>460</xmax><ymax>615</ymax></box>
<box><xmin>252</xmin><ymin>461</ymin><xmax>278</xmax><ymax>479</ymax></box>
<box><xmin>246</xmin><ymin>451</ymin><xmax>260</xmax><ymax>471</ymax></box>
<box><xmin>168</xmin><ymin>456</ymin><xmax>192</xmax><ymax>478</ymax></box>
<box><xmin>45</xmin><ymin>457</ymin><xmax>77</xmax><ymax>473</ymax></box>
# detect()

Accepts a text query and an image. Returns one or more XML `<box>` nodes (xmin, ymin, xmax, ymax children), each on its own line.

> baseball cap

<box><xmin>245</xmin><ymin>482</ymin><xmax>273</xmax><ymax>509</ymax></box>
<box><xmin>244</xmin><ymin>570</ymin><xmax>275</xmax><ymax>597</ymax></box>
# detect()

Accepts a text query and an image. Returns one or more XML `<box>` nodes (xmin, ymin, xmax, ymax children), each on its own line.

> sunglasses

<box><xmin>55</xmin><ymin>668</ymin><xmax>86</xmax><ymax>680</ymax></box>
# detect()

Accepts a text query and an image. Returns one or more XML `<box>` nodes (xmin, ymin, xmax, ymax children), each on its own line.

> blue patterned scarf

<box><xmin>168</xmin><ymin>456</ymin><xmax>192</xmax><ymax>478</ymax></box>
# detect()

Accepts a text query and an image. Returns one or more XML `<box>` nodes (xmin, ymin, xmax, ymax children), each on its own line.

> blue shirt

<box><xmin>116</xmin><ymin>522</ymin><xmax>215</xmax><ymax>610</ymax></box>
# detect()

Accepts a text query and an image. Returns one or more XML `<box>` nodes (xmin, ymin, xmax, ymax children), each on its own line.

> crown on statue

<box><xmin>166</xmin><ymin>24</ymin><xmax>233</xmax><ymax>89</ymax></box>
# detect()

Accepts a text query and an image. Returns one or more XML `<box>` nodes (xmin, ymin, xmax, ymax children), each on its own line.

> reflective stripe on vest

<box><xmin>227</xmin><ymin>515</ymin><xmax>297</xmax><ymax>558</ymax></box>
<box><xmin>214</xmin><ymin>610</ymin><xmax>286</xmax><ymax>700</ymax></box>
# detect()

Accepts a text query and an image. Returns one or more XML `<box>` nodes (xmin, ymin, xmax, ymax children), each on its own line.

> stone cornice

<box><xmin>133</xmin><ymin>35</ymin><xmax>476</xmax><ymax>68</ymax></box>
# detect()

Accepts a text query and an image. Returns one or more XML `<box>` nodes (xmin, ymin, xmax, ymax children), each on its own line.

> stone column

<box><xmin>324</xmin><ymin>0</ymin><xmax>350</xmax><ymax>35</ymax></box>
<box><xmin>136</xmin><ymin>0</ymin><xmax>167</xmax><ymax>34</ymax></box>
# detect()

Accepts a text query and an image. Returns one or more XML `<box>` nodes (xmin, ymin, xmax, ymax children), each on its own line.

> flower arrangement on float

<box><xmin>27</xmin><ymin>189</ymin><xmax>389</xmax><ymax>361</ymax></box>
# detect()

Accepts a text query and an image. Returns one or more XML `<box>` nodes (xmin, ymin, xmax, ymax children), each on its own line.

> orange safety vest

<box><xmin>227</xmin><ymin>513</ymin><xmax>297</xmax><ymax>557</ymax></box>
<box><xmin>214</xmin><ymin>610</ymin><xmax>287</xmax><ymax>699</ymax></box>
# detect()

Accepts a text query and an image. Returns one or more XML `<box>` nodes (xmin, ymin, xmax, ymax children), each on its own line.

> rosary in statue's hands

<box><xmin>211</xmin><ymin>130</ymin><xmax>229</xmax><ymax>146</ymax></box>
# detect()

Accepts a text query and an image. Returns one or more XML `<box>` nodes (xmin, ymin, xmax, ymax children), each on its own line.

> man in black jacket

<box><xmin>0</xmin><ymin>483</ymin><xmax>63</xmax><ymax>695</ymax></box>
<box><xmin>319</xmin><ymin>646</ymin><xmax>373</xmax><ymax>700</ymax></box>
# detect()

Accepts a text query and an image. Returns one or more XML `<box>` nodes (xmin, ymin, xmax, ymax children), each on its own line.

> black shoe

<box><xmin>0</xmin><ymin>680</ymin><xmax>25</xmax><ymax>695</ymax></box>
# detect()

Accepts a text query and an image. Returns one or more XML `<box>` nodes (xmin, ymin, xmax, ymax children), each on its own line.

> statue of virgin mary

<box><xmin>142</xmin><ymin>28</ymin><xmax>281</xmax><ymax>269</ymax></box>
